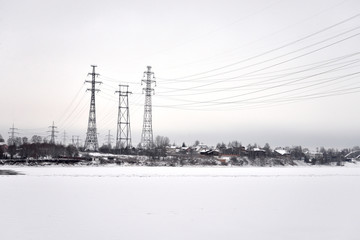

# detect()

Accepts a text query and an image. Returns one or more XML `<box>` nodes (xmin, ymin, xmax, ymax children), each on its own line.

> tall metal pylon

<box><xmin>62</xmin><ymin>130</ymin><xmax>67</xmax><ymax>146</ymax></box>
<box><xmin>48</xmin><ymin>121</ymin><xmax>58</xmax><ymax>144</ymax></box>
<box><xmin>104</xmin><ymin>130</ymin><xmax>114</xmax><ymax>148</ymax></box>
<box><xmin>115</xmin><ymin>85</ymin><xmax>132</xmax><ymax>151</ymax></box>
<box><xmin>84</xmin><ymin>65</ymin><xmax>102</xmax><ymax>151</ymax></box>
<box><xmin>8</xmin><ymin>123</ymin><xmax>19</xmax><ymax>145</ymax></box>
<box><xmin>72</xmin><ymin>136</ymin><xmax>81</xmax><ymax>148</ymax></box>
<box><xmin>141</xmin><ymin>66</ymin><xmax>156</xmax><ymax>149</ymax></box>
<box><xmin>76</xmin><ymin>136</ymin><xmax>81</xmax><ymax>148</ymax></box>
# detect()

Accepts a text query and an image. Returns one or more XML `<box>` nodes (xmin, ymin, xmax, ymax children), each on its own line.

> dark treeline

<box><xmin>1</xmin><ymin>134</ymin><xmax>359</xmax><ymax>166</ymax></box>
<box><xmin>3</xmin><ymin>142</ymin><xmax>78</xmax><ymax>159</ymax></box>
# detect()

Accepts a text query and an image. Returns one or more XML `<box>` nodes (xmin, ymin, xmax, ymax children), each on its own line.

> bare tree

<box><xmin>263</xmin><ymin>143</ymin><xmax>272</xmax><ymax>157</ymax></box>
<box><xmin>154</xmin><ymin>135</ymin><xmax>170</xmax><ymax>159</ymax></box>
<box><xmin>31</xmin><ymin>135</ymin><xmax>42</xmax><ymax>144</ymax></box>
<box><xmin>155</xmin><ymin>135</ymin><xmax>170</xmax><ymax>148</ymax></box>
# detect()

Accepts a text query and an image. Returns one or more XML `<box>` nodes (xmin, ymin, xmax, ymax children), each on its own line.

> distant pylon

<box><xmin>115</xmin><ymin>85</ymin><xmax>132</xmax><ymax>151</ymax></box>
<box><xmin>76</xmin><ymin>136</ymin><xmax>81</xmax><ymax>148</ymax></box>
<box><xmin>48</xmin><ymin>121</ymin><xmax>58</xmax><ymax>144</ymax></box>
<box><xmin>62</xmin><ymin>130</ymin><xmax>67</xmax><ymax>146</ymax></box>
<box><xmin>72</xmin><ymin>136</ymin><xmax>81</xmax><ymax>148</ymax></box>
<box><xmin>72</xmin><ymin>135</ymin><xmax>80</xmax><ymax>147</ymax></box>
<box><xmin>105</xmin><ymin>130</ymin><xmax>113</xmax><ymax>148</ymax></box>
<box><xmin>84</xmin><ymin>65</ymin><xmax>102</xmax><ymax>151</ymax></box>
<box><xmin>8</xmin><ymin>123</ymin><xmax>19</xmax><ymax>145</ymax></box>
<box><xmin>141</xmin><ymin>66</ymin><xmax>156</xmax><ymax>149</ymax></box>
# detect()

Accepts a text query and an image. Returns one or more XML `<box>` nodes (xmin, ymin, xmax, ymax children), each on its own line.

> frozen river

<box><xmin>1</xmin><ymin>166</ymin><xmax>360</xmax><ymax>240</ymax></box>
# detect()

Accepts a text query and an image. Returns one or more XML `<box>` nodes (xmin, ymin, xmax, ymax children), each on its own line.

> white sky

<box><xmin>1</xmin><ymin>0</ymin><xmax>359</xmax><ymax>149</ymax></box>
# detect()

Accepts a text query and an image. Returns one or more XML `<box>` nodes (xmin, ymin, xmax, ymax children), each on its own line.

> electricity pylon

<box><xmin>62</xmin><ymin>130</ymin><xmax>67</xmax><ymax>146</ymax></box>
<box><xmin>72</xmin><ymin>136</ymin><xmax>81</xmax><ymax>148</ymax></box>
<box><xmin>48</xmin><ymin>121</ymin><xmax>58</xmax><ymax>144</ymax></box>
<box><xmin>105</xmin><ymin>130</ymin><xmax>113</xmax><ymax>148</ymax></box>
<box><xmin>8</xmin><ymin>123</ymin><xmax>19</xmax><ymax>145</ymax></box>
<box><xmin>115</xmin><ymin>85</ymin><xmax>132</xmax><ymax>152</ymax></box>
<box><xmin>84</xmin><ymin>65</ymin><xmax>102</xmax><ymax>151</ymax></box>
<box><xmin>141</xmin><ymin>66</ymin><xmax>156</xmax><ymax>149</ymax></box>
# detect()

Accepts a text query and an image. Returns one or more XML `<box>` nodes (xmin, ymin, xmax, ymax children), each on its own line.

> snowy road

<box><xmin>1</xmin><ymin>166</ymin><xmax>360</xmax><ymax>240</ymax></box>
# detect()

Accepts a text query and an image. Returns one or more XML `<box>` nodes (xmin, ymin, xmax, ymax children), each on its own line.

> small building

<box><xmin>248</xmin><ymin>148</ymin><xmax>266</xmax><ymax>159</ymax></box>
<box><xmin>274</xmin><ymin>148</ymin><xmax>290</xmax><ymax>158</ymax></box>
<box><xmin>166</xmin><ymin>145</ymin><xmax>178</xmax><ymax>155</ymax></box>
<box><xmin>195</xmin><ymin>143</ymin><xmax>210</xmax><ymax>153</ymax></box>
<box><xmin>200</xmin><ymin>149</ymin><xmax>220</xmax><ymax>156</ymax></box>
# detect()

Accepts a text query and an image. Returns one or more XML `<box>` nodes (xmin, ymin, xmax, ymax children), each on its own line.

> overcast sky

<box><xmin>1</xmin><ymin>0</ymin><xmax>359</xmax><ymax>149</ymax></box>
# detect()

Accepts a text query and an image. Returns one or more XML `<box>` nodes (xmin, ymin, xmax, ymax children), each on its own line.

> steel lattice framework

<box><xmin>141</xmin><ymin>66</ymin><xmax>156</xmax><ymax>149</ymax></box>
<box><xmin>116</xmin><ymin>85</ymin><xmax>132</xmax><ymax>151</ymax></box>
<box><xmin>84</xmin><ymin>65</ymin><xmax>101</xmax><ymax>151</ymax></box>
<box><xmin>48</xmin><ymin>121</ymin><xmax>58</xmax><ymax>144</ymax></box>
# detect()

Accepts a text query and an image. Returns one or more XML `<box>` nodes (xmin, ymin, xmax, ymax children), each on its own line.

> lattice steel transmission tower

<box><xmin>62</xmin><ymin>130</ymin><xmax>67</xmax><ymax>146</ymax></box>
<box><xmin>72</xmin><ymin>136</ymin><xmax>81</xmax><ymax>148</ymax></box>
<box><xmin>48</xmin><ymin>121</ymin><xmax>58</xmax><ymax>144</ymax></box>
<box><xmin>105</xmin><ymin>130</ymin><xmax>114</xmax><ymax>148</ymax></box>
<box><xmin>8</xmin><ymin>123</ymin><xmax>19</xmax><ymax>145</ymax></box>
<box><xmin>84</xmin><ymin>65</ymin><xmax>102</xmax><ymax>151</ymax></box>
<box><xmin>141</xmin><ymin>66</ymin><xmax>156</xmax><ymax>149</ymax></box>
<box><xmin>115</xmin><ymin>85</ymin><xmax>132</xmax><ymax>151</ymax></box>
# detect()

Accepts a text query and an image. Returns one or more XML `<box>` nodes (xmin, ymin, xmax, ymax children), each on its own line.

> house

<box><xmin>195</xmin><ymin>143</ymin><xmax>210</xmax><ymax>154</ymax></box>
<box><xmin>218</xmin><ymin>154</ymin><xmax>238</xmax><ymax>164</ymax></box>
<box><xmin>274</xmin><ymin>148</ymin><xmax>290</xmax><ymax>158</ymax></box>
<box><xmin>247</xmin><ymin>148</ymin><xmax>266</xmax><ymax>159</ymax></box>
<box><xmin>200</xmin><ymin>149</ymin><xmax>220</xmax><ymax>156</ymax></box>
<box><xmin>166</xmin><ymin>145</ymin><xmax>178</xmax><ymax>155</ymax></box>
<box><xmin>166</xmin><ymin>145</ymin><xmax>193</xmax><ymax>155</ymax></box>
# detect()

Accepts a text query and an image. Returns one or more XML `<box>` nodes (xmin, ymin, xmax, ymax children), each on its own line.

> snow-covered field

<box><xmin>1</xmin><ymin>165</ymin><xmax>360</xmax><ymax>240</ymax></box>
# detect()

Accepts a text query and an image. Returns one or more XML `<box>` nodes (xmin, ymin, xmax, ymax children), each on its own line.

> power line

<box><xmin>153</xmin><ymin>66</ymin><xmax>360</xmax><ymax>110</ymax></box>
<box><xmin>157</xmin><ymin>0</ymin><xmax>351</xmax><ymax>72</ymax></box>
<box><xmin>156</xmin><ymin>28</ymin><xmax>360</xmax><ymax>95</ymax></box>
<box><xmin>158</xmin><ymin>13</ymin><xmax>360</xmax><ymax>81</ymax></box>
<box><xmin>57</xmin><ymin>82</ymin><xmax>86</xmax><ymax>126</ymax></box>
<box><xmin>156</xmin><ymin>53</ymin><xmax>360</xmax><ymax>97</ymax></box>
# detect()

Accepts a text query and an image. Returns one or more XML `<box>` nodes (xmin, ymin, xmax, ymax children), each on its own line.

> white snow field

<box><xmin>1</xmin><ymin>166</ymin><xmax>360</xmax><ymax>240</ymax></box>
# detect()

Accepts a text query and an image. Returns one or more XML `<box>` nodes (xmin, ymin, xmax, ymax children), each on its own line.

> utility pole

<box><xmin>8</xmin><ymin>123</ymin><xmax>19</xmax><ymax>145</ymax></box>
<box><xmin>141</xmin><ymin>66</ymin><xmax>156</xmax><ymax>149</ymax></box>
<box><xmin>84</xmin><ymin>65</ymin><xmax>102</xmax><ymax>151</ymax></box>
<box><xmin>115</xmin><ymin>85</ymin><xmax>132</xmax><ymax>152</ymax></box>
<box><xmin>48</xmin><ymin>121</ymin><xmax>58</xmax><ymax>144</ymax></box>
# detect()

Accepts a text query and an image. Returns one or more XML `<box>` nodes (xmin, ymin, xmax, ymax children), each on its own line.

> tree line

<box><xmin>1</xmin><ymin>133</ymin><xmax>359</xmax><ymax>166</ymax></box>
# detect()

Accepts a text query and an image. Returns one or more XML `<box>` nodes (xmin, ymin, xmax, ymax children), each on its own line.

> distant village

<box><xmin>1</xmin><ymin>133</ymin><xmax>359</xmax><ymax>167</ymax></box>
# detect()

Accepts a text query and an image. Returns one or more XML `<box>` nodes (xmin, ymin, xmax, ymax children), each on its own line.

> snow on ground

<box><xmin>1</xmin><ymin>165</ymin><xmax>360</xmax><ymax>240</ymax></box>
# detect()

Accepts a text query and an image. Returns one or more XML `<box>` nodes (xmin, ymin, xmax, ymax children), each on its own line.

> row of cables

<box><xmin>50</xmin><ymin>6</ymin><xmax>360</xmax><ymax>140</ymax></box>
<box><xmin>151</xmin><ymin>13</ymin><xmax>360</xmax><ymax>110</ymax></box>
